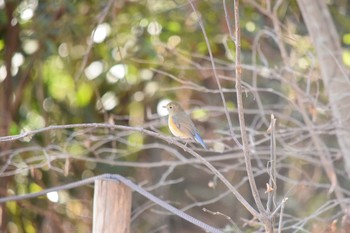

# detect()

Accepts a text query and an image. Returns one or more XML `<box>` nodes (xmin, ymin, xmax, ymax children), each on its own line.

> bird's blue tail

<box><xmin>194</xmin><ymin>133</ymin><xmax>208</xmax><ymax>150</ymax></box>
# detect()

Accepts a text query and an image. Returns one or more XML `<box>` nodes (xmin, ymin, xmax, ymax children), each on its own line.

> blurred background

<box><xmin>1</xmin><ymin>0</ymin><xmax>350</xmax><ymax>232</ymax></box>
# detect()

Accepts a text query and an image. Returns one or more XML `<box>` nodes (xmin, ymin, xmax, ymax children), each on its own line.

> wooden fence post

<box><xmin>93</xmin><ymin>179</ymin><xmax>132</xmax><ymax>233</ymax></box>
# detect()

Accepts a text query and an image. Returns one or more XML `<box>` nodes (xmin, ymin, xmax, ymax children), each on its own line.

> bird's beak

<box><xmin>163</xmin><ymin>105</ymin><xmax>167</xmax><ymax>108</ymax></box>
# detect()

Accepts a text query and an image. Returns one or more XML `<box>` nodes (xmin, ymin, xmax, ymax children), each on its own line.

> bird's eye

<box><xmin>169</xmin><ymin>106</ymin><xmax>172</xmax><ymax>109</ymax></box>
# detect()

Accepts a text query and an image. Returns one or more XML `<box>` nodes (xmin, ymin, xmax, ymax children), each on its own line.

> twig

<box><xmin>188</xmin><ymin>0</ymin><xmax>242</xmax><ymax>149</ymax></box>
<box><xmin>277</xmin><ymin>198</ymin><xmax>287</xmax><ymax>233</ymax></box>
<box><xmin>0</xmin><ymin>123</ymin><xmax>259</xmax><ymax>217</ymax></box>
<box><xmin>271</xmin><ymin>197</ymin><xmax>288</xmax><ymax>218</ymax></box>
<box><xmin>230</xmin><ymin>0</ymin><xmax>266</xmax><ymax>215</ymax></box>
<box><xmin>271</xmin><ymin>0</ymin><xmax>289</xmax><ymax>64</ymax></box>
<box><xmin>74</xmin><ymin>0</ymin><xmax>115</xmax><ymax>81</ymax></box>
<box><xmin>203</xmin><ymin>208</ymin><xmax>242</xmax><ymax>232</ymax></box>
<box><xmin>266</xmin><ymin>114</ymin><xmax>277</xmax><ymax>212</ymax></box>
<box><xmin>223</xmin><ymin>0</ymin><xmax>235</xmax><ymax>43</ymax></box>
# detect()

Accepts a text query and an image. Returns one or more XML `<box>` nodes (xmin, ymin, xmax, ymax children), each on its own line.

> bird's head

<box><xmin>163</xmin><ymin>102</ymin><xmax>182</xmax><ymax>114</ymax></box>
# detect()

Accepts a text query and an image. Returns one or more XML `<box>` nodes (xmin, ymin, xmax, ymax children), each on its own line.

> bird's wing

<box><xmin>172</xmin><ymin>113</ymin><xmax>207</xmax><ymax>149</ymax></box>
<box><xmin>172</xmin><ymin>112</ymin><xmax>198</xmax><ymax>138</ymax></box>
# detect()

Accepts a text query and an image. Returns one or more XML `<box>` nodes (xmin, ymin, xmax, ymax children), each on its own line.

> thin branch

<box><xmin>223</xmin><ymin>0</ymin><xmax>235</xmax><ymax>42</ymax></box>
<box><xmin>188</xmin><ymin>0</ymin><xmax>243</xmax><ymax>149</ymax></box>
<box><xmin>271</xmin><ymin>0</ymin><xmax>289</xmax><ymax>64</ymax></box>
<box><xmin>0</xmin><ymin>174</ymin><xmax>223</xmax><ymax>233</ymax></box>
<box><xmin>0</xmin><ymin>123</ymin><xmax>259</xmax><ymax>217</ymax></box>
<box><xmin>203</xmin><ymin>208</ymin><xmax>242</xmax><ymax>232</ymax></box>
<box><xmin>231</xmin><ymin>0</ymin><xmax>266</xmax><ymax>215</ymax></box>
<box><xmin>74</xmin><ymin>0</ymin><xmax>115</xmax><ymax>81</ymax></box>
<box><xmin>267</xmin><ymin>114</ymin><xmax>277</xmax><ymax>212</ymax></box>
<box><xmin>277</xmin><ymin>198</ymin><xmax>287</xmax><ymax>233</ymax></box>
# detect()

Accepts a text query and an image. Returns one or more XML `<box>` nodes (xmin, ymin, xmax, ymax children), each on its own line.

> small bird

<box><xmin>164</xmin><ymin>102</ymin><xmax>207</xmax><ymax>149</ymax></box>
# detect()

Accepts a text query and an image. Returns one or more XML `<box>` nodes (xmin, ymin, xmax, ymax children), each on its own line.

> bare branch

<box><xmin>0</xmin><ymin>123</ymin><xmax>259</xmax><ymax>217</ymax></box>
<box><xmin>0</xmin><ymin>174</ymin><xmax>223</xmax><ymax>233</ymax></box>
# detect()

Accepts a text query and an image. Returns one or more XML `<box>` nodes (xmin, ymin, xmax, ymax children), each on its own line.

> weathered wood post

<box><xmin>93</xmin><ymin>179</ymin><xmax>132</xmax><ymax>233</ymax></box>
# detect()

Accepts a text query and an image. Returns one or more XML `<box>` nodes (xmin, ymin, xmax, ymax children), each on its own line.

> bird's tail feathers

<box><xmin>194</xmin><ymin>133</ymin><xmax>208</xmax><ymax>150</ymax></box>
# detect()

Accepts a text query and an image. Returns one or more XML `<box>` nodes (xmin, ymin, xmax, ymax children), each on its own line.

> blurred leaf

<box><xmin>23</xmin><ymin>219</ymin><xmax>36</xmax><ymax>233</ymax></box>
<box><xmin>9</xmin><ymin>122</ymin><xmax>20</xmax><ymax>135</ymax></box>
<box><xmin>128</xmin><ymin>132</ymin><xmax>144</xmax><ymax>151</ymax></box>
<box><xmin>29</xmin><ymin>182</ymin><xmax>43</xmax><ymax>193</ymax></box>
<box><xmin>6</xmin><ymin>201</ymin><xmax>18</xmax><ymax>215</ymax></box>
<box><xmin>76</xmin><ymin>82</ymin><xmax>93</xmax><ymax>107</ymax></box>
<box><xmin>343</xmin><ymin>50</ymin><xmax>350</xmax><ymax>66</ymax></box>
<box><xmin>343</xmin><ymin>33</ymin><xmax>350</xmax><ymax>45</ymax></box>
<box><xmin>167</xmin><ymin>21</ymin><xmax>181</xmax><ymax>33</ymax></box>
<box><xmin>0</xmin><ymin>40</ymin><xmax>4</xmax><ymax>51</ymax></box>
<box><xmin>129</xmin><ymin>101</ymin><xmax>144</xmax><ymax>126</ymax></box>
<box><xmin>67</xmin><ymin>144</ymin><xmax>85</xmax><ymax>156</ymax></box>
<box><xmin>227</xmin><ymin>101</ymin><xmax>236</xmax><ymax>110</ymax></box>
<box><xmin>192</xmin><ymin>108</ymin><xmax>208</xmax><ymax>121</ymax></box>
<box><xmin>42</xmin><ymin>56</ymin><xmax>75</xmax><ymax>102</ymax></box>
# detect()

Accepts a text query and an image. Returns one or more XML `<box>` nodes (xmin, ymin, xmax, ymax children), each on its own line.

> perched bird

<box><xmin>164</xmin><ymin>102</ymin><xmax>207</xmax><ymax>149</ymax></box>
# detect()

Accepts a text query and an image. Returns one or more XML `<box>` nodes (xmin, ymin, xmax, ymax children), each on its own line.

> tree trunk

<box><xmin>297</xmin><ymin>0</ymin><xmax>350</xmax><ymax>177</ymax></box>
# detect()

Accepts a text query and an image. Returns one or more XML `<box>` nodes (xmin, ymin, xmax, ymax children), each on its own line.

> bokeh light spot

<box><xmin>139</xmin><ymin>18</ymin><xmax>149</xmax><ymax>27</ymax></box>
<box><xmin>140</xmin><ymin>69</ymin><xmax>153</xmax><ymax>80</ymax></box>
<box><xmin>101</xmin><ymin>91</ymin><xmax>119</xmax><ymax>111</ymax></box>
<box><xmin>298</xmin><ymin>57</ymin><xmax>310</xmax><ymax>70</ymax></box>
<box><xmin>21</xmin><ymin>8</ymin><xmax>34</xmax><ymax>21</ymax></box>
<box><xmin>58</xmin><ymin>43</ymin><xmax>69</xmax><ymax>57</ymax></box>
<box><xmin>12</xmin><ymin>53</ymin><xmax>24</xmax><ymax>68</ymax></box>
<box><xmin>167</xmin><ymin>35</ymin><xmax>181</xmax><ymax>49</ymax></box>
<box><xmin>147</xmin><ymin>21</ymin><xmax>162</xmax><ymax>36</ymax></box>
<box><xmin>47</xmin><ymin>191</ymin><xmax>59</xmax><ymax>203</ymax></box>
<box><xmin>107</xmin><ymin>64</ymin><xmax>127</xmax><ymax>83</ymax></box>
<box><xmin>245</xmin><ymin>21</ymin><xmax>256</xmax><ymax>32</ymax></box>
<box><xmin>144</xmin><ymin>81</ymin><xmax>159</xmax><ymax>97</ymax></box>
<box><xmin>0</xmin><ymin>0</ymin><xmax>4</xmax><ymax>9</ymax></box>
<box><xmin>0</xmin><ymin>65</ymin><xmax>7</xmax><ymax>82</ymax></box>
<box><xmin>157</xmin><ymin>99</ymin><xmax>171</xmax><ymax>116</ymax></box>
<box><xmin>23</xmin><ymin>39</ymin><xmax>39</xmax><ymax>54</ymax></box>
<box><xmin>133</xmin><ymin>91</ymin><xmax>144</xmax><ymax>102</ymax></box>
<box><xmin>92</xmin><ymin>23</ymin><xmax>111</xmax><ymax>43</ymax></box>
<box><xmin>85</xmin><ymin>61</ymin><xmax>104</xmax><ymax>80</ymax></box>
